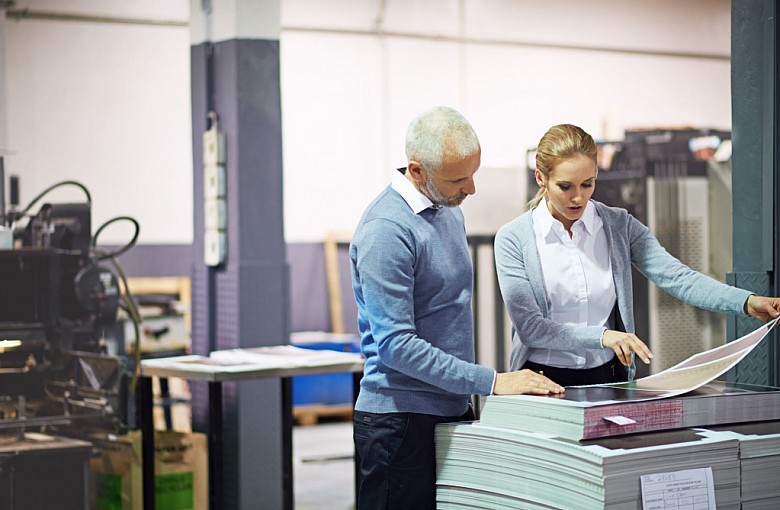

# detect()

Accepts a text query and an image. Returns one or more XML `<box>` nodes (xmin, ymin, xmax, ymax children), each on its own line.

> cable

<box><xmin>17</xmin><ymin>180</ymin><xmax>92</xmax><ymax>218</ymax></box>
<box><xmin>91</xmin><ymin>216</ymin><xmax>140</xmax><ymax>260</ymax></box>
<box><xmin>94</xmin><ymin>248</ymin><xmax>143</xmax><ymax>394</ymax></box>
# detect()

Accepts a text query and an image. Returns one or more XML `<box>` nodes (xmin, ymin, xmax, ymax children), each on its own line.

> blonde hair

<box><xmin>528</xmin><ymin>124</ymin><xmax>598</xmax><ymax>209</ymax></box>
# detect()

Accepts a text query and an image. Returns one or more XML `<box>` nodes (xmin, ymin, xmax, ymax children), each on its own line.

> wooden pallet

<box><xmin>293</xmin><ymin>404</ymin><xmax>353</xmax><ymax>426</ymax></box>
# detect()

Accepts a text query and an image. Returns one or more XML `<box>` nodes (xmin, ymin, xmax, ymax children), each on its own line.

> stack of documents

<box><xmin>479</xmin><ymin>381</ymin><xmax>780</xmax><ymax>441</ymax></box>
<box><xmin>480</xmin><ymin>320</ymin><xmax>780</xmax><ymax>441</ymax></box>
<box><xmin>700</xmin><ymin>421</ymin><xmax>780</xmax><ymax>509</ymax></box>
<box><xmin>435</xmin><ymin>422</ymin><xmax>741</xmax><ymax>509</ymax></box>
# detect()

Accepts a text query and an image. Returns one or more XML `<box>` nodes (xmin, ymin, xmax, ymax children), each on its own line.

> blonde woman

<box><xmin>494</xmin><ymin>124</ymin><xmax>780</xmax><ymax>386</ymax></box>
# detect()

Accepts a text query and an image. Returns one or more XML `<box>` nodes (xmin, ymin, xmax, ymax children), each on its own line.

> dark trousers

<box><xmin>522</xmin><ymin>358</ymin><xmax>627</xmax><ymax>387</ymax></box>
<box><xmin>353</xmin><ymin>406</ymin><xmax>475</xmax><ymax>510</ymax></box>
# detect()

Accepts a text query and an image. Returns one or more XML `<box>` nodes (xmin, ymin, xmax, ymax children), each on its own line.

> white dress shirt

<box><xmin>391</xmin><ymin>167</ymin><xmax>435</xmax><ymax>213</ymax></box>
<box><xmin>528</xmin><ymin>198</ymin><xmax>616</xmax><ymax>369</ymax></box>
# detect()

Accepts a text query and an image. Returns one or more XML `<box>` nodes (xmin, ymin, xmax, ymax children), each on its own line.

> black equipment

<box><xmin>0</xmin><ymin>169</ymin><xmax>135</xmax><ymax>437</ymax></box>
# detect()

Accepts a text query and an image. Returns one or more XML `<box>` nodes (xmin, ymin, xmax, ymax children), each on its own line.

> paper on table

<box><xmin>141</xmin><ymin>345</ymin><xmax>363</xmax><ymax>374</ymax></box>
<box><xmin>209</xmin><ymin>345</ymin><xmax>363</xmax><ymax>368</ymax></box>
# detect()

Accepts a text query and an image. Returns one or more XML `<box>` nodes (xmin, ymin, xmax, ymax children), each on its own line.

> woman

<box><xmin>494</xmin><ymin>123</ymin><xmax>780</xmax><ymax>386</ymax></box>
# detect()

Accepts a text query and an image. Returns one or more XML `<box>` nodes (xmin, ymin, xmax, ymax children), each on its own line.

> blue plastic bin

<box><xmin>291</xmin><ymin>334</ymin><xmax>361</xmax><ymax>406</ymax></box>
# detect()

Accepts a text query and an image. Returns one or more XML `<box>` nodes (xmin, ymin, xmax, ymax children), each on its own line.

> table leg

<box><xmin>138</xmin><ymin>376</ymin><xmax>155</xmax><ymax>510</ymax></box>
<box><xmin>281</xmin><ymin>377</ymin><xmax>293</xmax><ymax>510</ymax></box>
<box><xmin>208</xmin><ymin>381</ymin><xmax>223</xmax><ymax>510</ymax></box>
<box><xmin>159</xmin><ymin>377</ymin><xmax>173</xmax><ymax>431</ymax></box>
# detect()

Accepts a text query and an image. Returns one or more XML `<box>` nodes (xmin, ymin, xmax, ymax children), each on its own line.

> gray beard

<box><xmin>421</xmin><ymin>172</ymin><xmax>462</xmax><ymax>207</ymax></box>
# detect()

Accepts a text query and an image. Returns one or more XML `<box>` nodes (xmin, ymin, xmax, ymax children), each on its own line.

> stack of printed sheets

<box><xmin>434</xmin><ymin>321</ymin><xmax>779</xmax><ymax>509</ymax></box>
<box><xmin>479</xmin><ymin>320</ymin><xmax>780</xmax><ymax>441</ymax></box>
<box><xmin>435</xmin><ymin>422</ymin><xmax>741</xmax><ymax>510</ymax></box>
<box><xmin>699</xmin><ymin>421</ymin><xmax>780</xmax><ymax>510</ymax></box>
<box><xmin>479</xmin><ymin>381</ymin><xmax>780</xmax><ymax>441</ymax></box>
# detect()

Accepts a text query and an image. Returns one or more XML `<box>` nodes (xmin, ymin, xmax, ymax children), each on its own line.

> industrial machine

<box><xmin>0</xmin><ymin>161</ymin><xmax>146</xmax><ymax>509</ymax></box>
<box><xmin>0</xmin><ymin>163</ymin><xmax>141</xmax><ymax>438</ymax></box>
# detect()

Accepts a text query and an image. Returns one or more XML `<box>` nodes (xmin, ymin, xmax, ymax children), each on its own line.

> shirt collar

<box><xmin>532</xmin><ymin>197</ymin><xmax>556</xmax><ymax>237</ymax></box>
<box><xmin>577</xmin><ymin>199</ymin><xmax>597</xmax><ymax>235</ymax></box>
<box><xmin>391</xmin><ymin>167</ymin><xmax>436</xmax><ymax>214</ymax></box>
<box><xmin>533</xmin><ymin>197</ymin><xmax>598</xmax><ymax>237</ymax></box>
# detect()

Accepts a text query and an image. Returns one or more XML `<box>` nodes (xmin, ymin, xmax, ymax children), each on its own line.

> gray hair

<box><xmin>405</xmin><ymin>106</ymin><xmax>480</xmax><ymax>172</ymax></box>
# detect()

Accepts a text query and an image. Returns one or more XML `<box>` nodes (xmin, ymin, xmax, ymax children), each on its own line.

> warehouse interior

<box><xmin>0</xmin><ymin>0</ymin><xmax>778</xmax><ymax>509</ymax></box>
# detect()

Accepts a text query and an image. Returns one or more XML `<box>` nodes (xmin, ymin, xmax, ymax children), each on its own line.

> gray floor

<box><xmin>294</xmin><ymin>421</ymin><xmax>356</xmax><ymax>510</ymax></box>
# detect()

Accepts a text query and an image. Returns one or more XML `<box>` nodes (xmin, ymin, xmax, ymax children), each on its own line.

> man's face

<box><xmin>419</xmin><ymin>150</ymin><xmax>481</xmax><ymax>207</ymax></box>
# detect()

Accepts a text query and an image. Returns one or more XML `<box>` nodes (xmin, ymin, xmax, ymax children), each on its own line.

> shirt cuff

<box><xmin>600</xmin><ymin>328</ymin><xmax>608</xmax><ymax>348</ymax></box>
<box><xmin>490</xmin><ymin>370</ymin><xmax>498</xmax><ymax>395</ymax></box>
<box><xmin>744</xmin><ymin>294</ymin><xmax>756</xmax><ymax>315</ymax></box>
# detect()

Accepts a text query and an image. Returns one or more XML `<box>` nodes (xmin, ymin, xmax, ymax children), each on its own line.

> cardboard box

<box><xmin>90</xmin><ymin>430</ymin><xmax>207</xmax><ymax>510</ymax></box>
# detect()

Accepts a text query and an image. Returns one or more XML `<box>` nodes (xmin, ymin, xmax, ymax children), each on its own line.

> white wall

<box><xmin>2</xmin><ymin>0</ymin><xmax>731</xmax><ymax>243</ymax></box>
<box><xmin>281</xmin><ymin>0</ymin><xmax>731</xmax><ymax>241</ymax></box>
<box><xmin>3</xmin><ymin>1</ymin><xmax>192</xmax><ymax>244</ymax></box>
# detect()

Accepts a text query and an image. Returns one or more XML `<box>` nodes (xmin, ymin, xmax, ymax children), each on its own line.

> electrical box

<box><xmin>203</xmin><ymin>115</ymin><xmax>227</xmax><ymax>267</ymax></box>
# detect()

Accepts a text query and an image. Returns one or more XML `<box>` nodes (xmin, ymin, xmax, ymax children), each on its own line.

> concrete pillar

<box><xmin>189</xmin><ymin>1</ymin><xmax>289</xmax><ymax>508</ymax></box>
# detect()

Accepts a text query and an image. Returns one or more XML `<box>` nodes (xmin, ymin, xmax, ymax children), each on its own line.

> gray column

<box><xmin>729</xmin><ymin>0</ymin><xmax>778</xmax><ymax>385</ymax></box>
<box><xmin>190</xmin><ymin>1</ymin><xmax>289</xmax><ymax>508</ymax></box>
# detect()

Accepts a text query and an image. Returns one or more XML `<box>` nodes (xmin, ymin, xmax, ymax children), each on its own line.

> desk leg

<box><xmin>139</xmin><ymin>376</ymin><xmax>155</xmax><ymax>510</ymax></box>
<box><xmin>159</xmin><ymin>377</ymin><xmax>173</xmax><ymax>431</ymax></box>
<box><xmin>352</xmin><ymin>371</ymin><xmax>362</xmax><ymax>506</ymax></box>
<box><xmin>209</xmin><ymin>381</ymin><xmax>223</xmax><ymax>510</ymax></box>
<box><xmin>281</xmin><ymin>377</ymin><xmax>293</xmax><ymax>510</ymax></box>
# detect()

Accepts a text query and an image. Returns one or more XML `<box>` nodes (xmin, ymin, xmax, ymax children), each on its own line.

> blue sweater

<box><xmin>349</xmin><ymin>185</ymin><xmax>495</xmax><ymax>416</ymax></box>
<box><xmin>495</xmin><ymin>200</ymin><xmax>753</xmax><ymax>371</ymax></box>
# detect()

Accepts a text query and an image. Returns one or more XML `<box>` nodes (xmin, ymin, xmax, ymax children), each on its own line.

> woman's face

<box><xmin>537</xmin><ymin>153</ymin><xmax>597</xmax><ymax>231</ymax></box>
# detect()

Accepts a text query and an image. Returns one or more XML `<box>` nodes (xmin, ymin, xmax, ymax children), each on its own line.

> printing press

<box><xmin>0</xmin><ymin>168</ymin><xmax>139</xmax><ymax>508</ymax></box>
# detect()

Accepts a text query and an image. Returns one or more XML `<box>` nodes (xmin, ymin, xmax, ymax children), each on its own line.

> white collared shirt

<box><xmin>391</xmin><ymin>167</ymin><xmax>435</xmax><ymax>214</ymax></box>
<box><xmin>529</xmin><ymin>198</ymin><xmax>616</xmax><ymax>369</ymax></box>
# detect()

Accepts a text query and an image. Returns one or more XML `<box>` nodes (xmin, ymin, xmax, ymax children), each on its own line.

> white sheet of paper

<box><xmin>640</xmin><ymin>467</ymin><xmax>716</xmax><ymax>510</ymax></box>
<box><xmin>566</xmin><ymin>317</ymin><xmax>779</xmax><ymax>402</ymax></box>
<box><xmin>602</xmin><ymin>415</ymin><xmax>637</xmax><ymax>426</ymax></box>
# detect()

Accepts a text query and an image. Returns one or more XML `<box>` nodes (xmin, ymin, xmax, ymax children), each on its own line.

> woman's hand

<box><xmin>745</xmin><ymin>295</ymin><xmax>780</xmax><ymax>322</ymax></box>
<box><xmin>601</xmin><ymin>330</ymin><xmax>653</xmax><ymax>366</ymax></box>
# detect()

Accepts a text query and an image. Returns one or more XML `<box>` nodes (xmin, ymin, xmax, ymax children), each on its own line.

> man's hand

<box><xmin>601</xmin><ymin>330</ymin><xmax>653</xmax><ymax>366</ymax></box>
<box><xmin>745</xmin><ymin>295</ymin><xmax>780</xmax><ymax>322</ymax></box>
<box><xmin>493</xmin><ymin>370</ymin><xmax>565</xmax><ymax>395</ymax></box>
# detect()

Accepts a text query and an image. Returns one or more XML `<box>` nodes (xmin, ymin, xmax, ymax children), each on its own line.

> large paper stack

<box><xmin>699</xmin><ymin>421</ymin><xmax>780</xmax><ymax>510</ymax></box>
<box><xmin>479</xmin><ymin>381</ymin><xmax>780</xmax><ymax>441</ymax></box>
<box><xmin>480</xmin><ymin>320</ymin><xmax>779</xmax><ymax>441</ymax></box>
<box><xmin>434</xmin><ymin>321</ymin><xmax>779</xmax><ymax>508</ymax></box>
<box><xmin>435</xmin><ymin>422</ymin><xmax>741</xmax><ymax>510</ymax></box>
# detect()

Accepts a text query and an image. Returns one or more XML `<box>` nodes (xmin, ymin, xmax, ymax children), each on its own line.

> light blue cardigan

<box><xmin>494</xmin><ymin>200</ymin><xmax>752</xmax><ymax>371</ymax></box>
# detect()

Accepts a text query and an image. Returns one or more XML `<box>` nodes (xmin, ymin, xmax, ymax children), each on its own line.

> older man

<box><xmin>349</xmin><ymin>106</ymin><xmax>564</xmax><ymax>510</ymax></box>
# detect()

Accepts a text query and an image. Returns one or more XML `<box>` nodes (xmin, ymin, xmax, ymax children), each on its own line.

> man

<box><xmin>349</xmin><ymin>106</ymin><xmax>564</xmax><ymax>510</ymax></box>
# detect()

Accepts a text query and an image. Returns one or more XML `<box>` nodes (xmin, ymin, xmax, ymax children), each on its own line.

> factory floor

<box><xmin>294</xmin><ymin>421</ymin><xmax>355</xmax><ymax>510</ymax></box>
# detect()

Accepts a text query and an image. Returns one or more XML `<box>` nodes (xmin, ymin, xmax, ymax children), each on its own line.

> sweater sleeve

<box><xmin>626</xmin><ymin>214</ymin><xmax>752</xmax><ymax>314</ymax></box>
<box><xmin>353</xmin><ymin>218</ymin><xmax>495</xmax><ymax>396</ymax></box>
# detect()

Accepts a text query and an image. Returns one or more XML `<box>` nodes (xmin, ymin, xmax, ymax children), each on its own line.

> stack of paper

<box><xmin>479</xmin><ymin>381</ymin><xmax>780</xmax><ymax>441</ymax></box>
<box><xmin>699</xmin><ymin>421</ymin><xmax>780</xmax><ymax>509</ymax></box>
<box><xmin>435</xmin><ymin>421</ymin><xmax>741</xmax><ymax>509</ymax></box>
<box><xmin>480</xmin><ymin>320</ymin><xmax>780</xmax><ymax>441</ymax></box>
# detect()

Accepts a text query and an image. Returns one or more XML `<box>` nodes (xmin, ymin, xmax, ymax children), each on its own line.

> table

<box><xmin>138</xmin><ymin>346</ymin><xmax>364</xmax><ymax>510</ymax></box>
